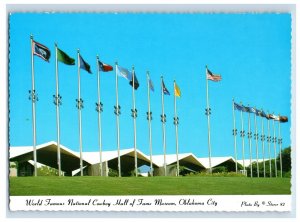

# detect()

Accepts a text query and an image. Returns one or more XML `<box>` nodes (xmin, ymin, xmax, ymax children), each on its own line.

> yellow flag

<box><xmin>174</xmin><ymin>82</ymin><xmax>181</xmax><ymax>97</ymax></box>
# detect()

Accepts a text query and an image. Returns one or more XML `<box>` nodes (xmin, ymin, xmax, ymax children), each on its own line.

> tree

<box><xmin>246</xmin><ymin>146</ymin><xmax>291</xmax><ymax>177</ymax></box>
<box><xmin>37</xmin><ymin>166</ymin><xmax>59</xmax><ymax>176</ymax></box>
<box><xmin>281</xmin><ymin>146</ymin><xmax>291</xmax><ymax>172</ymax></box>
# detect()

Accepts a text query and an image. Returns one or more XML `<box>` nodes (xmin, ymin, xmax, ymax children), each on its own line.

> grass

<box><xmin>9</xmin><ymin>176</ymin><xmax>291</xmax><ymax>196</ymax></box>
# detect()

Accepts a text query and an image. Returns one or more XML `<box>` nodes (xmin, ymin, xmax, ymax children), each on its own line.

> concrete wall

<box><xmin>153</xmin><ymin>165</ymin><xmax>178</xmax><ymax>176</ymax></box>
<box><xmin>87</xmin><ymin>162</ymin><xmax>109</xmax><ymax>176</ymax></box>
<box><xmin>9</xmin><ymin>162</ymin><xmax>17</xmax><ymax>177</ymax></box>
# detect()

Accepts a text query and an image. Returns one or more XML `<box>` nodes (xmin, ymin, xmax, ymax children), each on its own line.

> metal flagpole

<box><xmin>76</xmin><ymin>49</ymin><xmax>84</xmax><ymax>176</ymax></box>
<box><xmin>115</xmin><ymin>62</ymin><xmax>121</xmax><ymax>177</ymax></box>
<box><xmin>131</xmin><ymin>66</ymin><xmax>138</xmax><ymax>177</ymax></box>
<box><xmin>278</xmin><ymin>115</ymin><xmax>283</xmax><ymax>178</ymax></box>
<box><xmin>260</xmin><ymin>109</ymin><xmax>266</xmax><ymax>178</ymax></box>
<box><xmin>96</xmin><ymin>56</ymin><xmax>103</xmax><ymax>176</ymax></box>
<box><xmin>232</xmin><ymin>99</ymin><xmax>238</xmax><ymax>173</ymax></box>
<box><xmin>161</xmin><ymin>76</ymin><xmax>167</xmax><ymax>176</ymax></box>
<box><xmin>30</xmin><ymin>34</ymin><xmax>38</xmax><ymax>177</ymax></box>
<box><xmin>240</xmin><ymin>102</ymin><xmax>246</xmax><ymax>174</ymax></box>
<box><xmin>247</xmin><ymin>107</ymin><xmax>253</xmax><ymax>178</ymax></box>
<box><xmin>173</xmin><ymin>80</ymin><xmax>180</xmax><ymax>177</ymax></box>
<box><xmin>272</xmin><ymin>114</ymin><xmax>278</xmax><ymax>178</ymax></box>
<box><xmin>267</xmin><ymin>112</ymin><xmax>272</xmax><ymax>177</ymax></box>
<box><xmin>254</xmin><ymin>108</ymin><xmax>260</xmax><ymax>177</ymax></box>
<box><xmin>54</xmin><ymin>44</ymin><xmax>62</xmax><ymax>176</ymax></box>
<box><xmin>146</xmin><ymin>72</ymin><xmax>153</xmax><ymax>176</ymax></box>
<box><xmin>205</xmin><ymin>66</ymin><xmax>212</xmax><ymax>174</ymax></box>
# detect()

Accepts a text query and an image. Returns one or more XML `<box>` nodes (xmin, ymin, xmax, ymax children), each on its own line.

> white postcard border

<box><xmin>10</xmin><ymin>195</ymin><xmax>291</xmax><ymax>212</ymax></box>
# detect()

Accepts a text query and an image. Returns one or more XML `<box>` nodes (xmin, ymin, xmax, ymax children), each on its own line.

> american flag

<box><xmin>206</xmin><ymin>68</ymin><xmax>222</xmax><ymax>82</ymax></box>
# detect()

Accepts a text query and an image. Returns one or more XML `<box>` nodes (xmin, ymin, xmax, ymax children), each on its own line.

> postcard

<box><xmin>7</xmin><ymin>5</ymin><xmax>294</xmax><ymax>215</ymax></box>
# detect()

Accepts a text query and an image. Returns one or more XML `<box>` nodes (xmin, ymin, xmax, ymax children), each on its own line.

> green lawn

<box><xmin>9</xmin><ymin>176</ymin><xmax>291</xmax><ymax>196</ymax></box>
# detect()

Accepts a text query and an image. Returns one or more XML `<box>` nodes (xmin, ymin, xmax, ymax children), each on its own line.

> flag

<box><xmin>117</xmin><ymin>66</ymin><xmax>132</xmax><ymax>80</ymax></box>
<box><xmin>98</xmin><ymin>60</ymin><xmax>113</xmax><ymax>72</ymax></box>
<box><xmin>32</xmin><ymin>40</ymin><xmax>51</xmax><ymax>62</ymax></box>
<box><xmin>267</xmin><ymin>114</ymin><xmax>280</xmax><ymax>121</ymax></box>
<box><xmin>248</xmin><ymin>107</ymin><xmax>257</xmax><ymax>114</ymax></box>
<box><xmin>256</xmin><ymin>109</ymin><xmax>267</xmax><ymax>118</ymax></box>
<box><xmin>174</xmin><ymin>82</ymin><xmax>181</xmax><ymax>97</ymax></box>
<box><xmin>234</xmin><ymin>102</ymin><xmax>244</xmax><ymax>111</ymax></box>
<box><xmin>149</xmin><ymin>78</ymin><xmax>154</xmax><ymax>92</ymax></box>
<box><xmin>57</xmin><ymin>47</ymin><xmax>75</xmax><ymax>65</ymax></box>
<box><xmin>279</xmin><ymin>116</ymin><xmax>288</xmax><ymax>123</ymax></box>
<box><xmin>234</xmin><ymin>102</ymin><xmax>248</xmax><ymax>112</ymax></box>
<box><xmin>79</xmin><ymin>55</ymin><xmax>92</xmax><ymax>74</ymax></box>
<box><xmin>129</xmin><ymin>71</ymin><xmax>139</xmax><ymax>90</ymax></box>
<box><xmin>207</xmin><ymin>68</ymin><xmax>222</xmax><ymax>82</ymax></box>
<box><xmin>162</xmin><ymin>79</ymin><xmax>170</xmax><ymax>95</ymax></box>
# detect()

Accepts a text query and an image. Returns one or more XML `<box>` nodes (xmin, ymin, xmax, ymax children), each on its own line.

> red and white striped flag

<box><xmin>206</xmin><ymin>68</ymin><xmax>222</xmax><ymax>82</ymax></box>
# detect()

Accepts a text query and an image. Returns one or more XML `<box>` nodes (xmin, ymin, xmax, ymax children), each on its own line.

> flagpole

<box><xmin>232</xmin><ymin>99</ymin><xmax>238</xmax><ymax>173</ymax></box>
<box><xmin>278</xmin><ymin>115</ymin><xmax>283</xmax><ymax>178</ymax></box>
<box><xmin>131</xmin><ymin>66</ymin><xmax>138</xmax><ymax>177</ymax></box>
<box><xmin>240</xmin><ymin>102</ymin><xmax>246</xmax><ymax>175</ymax></box>
<box><xmin>115</xmin><ymin>62</ymin><xmax>121</xmax><ymax>177</ymax></box>
<box><xmin>254</xmin><ymin>108</ymin><xmax>259</xmax><ymax>177</ymax></box>
<box><xmin>247</xmin><ymin>107</ymin><xmax>253</xmax><ymax>178</ymax></box>
<box><xmin>267</xmin><ymin>112</ymin><xmax>272</xmax><ymax>177</ymax></box>
<box><xmin>272</xmin><ymin>114</ymin><xmax>278</xmax><ymax>178</ymax></box>
<box><xmin>146</xmin><ymin>72</ymin><xmax>153</xmax><ymax>176</ymax></box>
<box><xmin>96</xmin><ymin>56</ymin><xmax>103</xmax><ymax>176</ymax></box>
<box><xmin>54</xmin><ymin>43</ymin><xmax>62</xmax><ymax>176</ymax></box>
<box><xmin>30</xmin><ymin>34</ymin><xmax>38</xmax><ymax>177</ymax></box>
<box><xmin>205</xmin><ymin>66</ymin><xmax>212</xmax><ymax>174</ymax></box>
<box><xmin>260</xmin><ymin>109</ymin><xmax>266</xmax><ymax>178</ymax></box>
<box><xmin>76</xmin><ymin>49</ymin><xmax>83</xmax><ymax>176</ymax></box>
<box><xmin>174</xmin><ymin>80</ymin><xmax>180</xmax><ymax>176</ymax></box>
<box><xmin>161</xmin><ymin>76</ymin><xmax>167</xmax><ymax>176</ymax></box>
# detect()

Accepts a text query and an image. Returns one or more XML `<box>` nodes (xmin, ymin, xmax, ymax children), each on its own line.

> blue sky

<box><xmin>9</xmin><ymin>13</ymin><xmax>291</xmax><ymax>159</ymax></box>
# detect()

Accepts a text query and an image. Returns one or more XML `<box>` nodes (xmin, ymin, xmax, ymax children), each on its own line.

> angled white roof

<box><xmin>9</xmin><ymin>141</ymin><xmax>80</xmax><ymax>159</ymax></box>
<box><xmin>198</xmin><ymin>156</ymin><xmax>235</xmax><ymax>169</ymax></box>
<box><xmin>151</xmin><ymin>153</ymin><xmax>204</xmax><ymax>168</ymax></box>
<box><xmin>82</xmin><ymin>148</ymin><xmax>152</xmax><ymax>165</ymax></box>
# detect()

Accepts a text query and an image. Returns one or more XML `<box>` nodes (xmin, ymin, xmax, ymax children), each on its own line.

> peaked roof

<box><xmin>82</xmin><ymin>148</ymin><xmax>158</xmax><ymax>167</ymax></box>
<box><xmin>9</xmin><ymin>141</ymin><xmax>88</xmax><ymax>173</ymax></box>
<box><xmin>151</xmin><ymin>153</ymin><xmax>205</xmax><ymax>168</ymax></box>
<box><xmin>198</xmin><ymin>156</ymin><xmax>236</xmax><ymax>169</ymax></box>
<box><xmin>10</xmin><ymin>141</ymin><xmax>80</xmax><ymax>159</ymax></box>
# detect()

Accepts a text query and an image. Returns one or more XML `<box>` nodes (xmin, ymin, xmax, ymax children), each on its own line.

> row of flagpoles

<box><xmin>30</xmin><ymin>36</ymin><xmax>189</xmax><ymax>177</ymax></box>
<box><xmin>29</xmin><ymin>35</ymin><xmax>287</xmax><ymax>178</ymax></box>
<box><xmin>232</xmin><ymin>101</ymin><xmax>288</xmax><ymax>178</ymax></box>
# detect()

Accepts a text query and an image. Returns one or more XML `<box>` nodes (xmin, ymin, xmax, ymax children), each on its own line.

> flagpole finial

<box><xmin>77</xmin><ymin>48</ymin><xmax>80</xmax><ymax>53</ymax></box>
<box><xmin>30</xmin><ymin>34</ymin><xmax>33</xmax><ymax>39</ymax></box>
<box><xmin>161</xmin><ymin>75</ymin><xmax>163</xmax><ymax>79</ymax></box>
<box><xmin>55</xmin><ymin>42</ymin><xmax>57</xmax><ymax>47</ymax></box>
<box><xmin>115</xmin><ymin>61</ymin><xmax>118</xmax><ymax>65</ymax></box>
<box><xmin>132</xmin><ymin>65</ymin><xmax>135</xmax><ymax>70</ymax></box>
<box><xmin>96</xmin><ymin>55</ymin><xmax>99</xmax><ymax>60</ymax></box>
<box><xmin>206</xmin><ymin>65</ymin><xmax>208</xmax><ymax>69</ymax></box>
